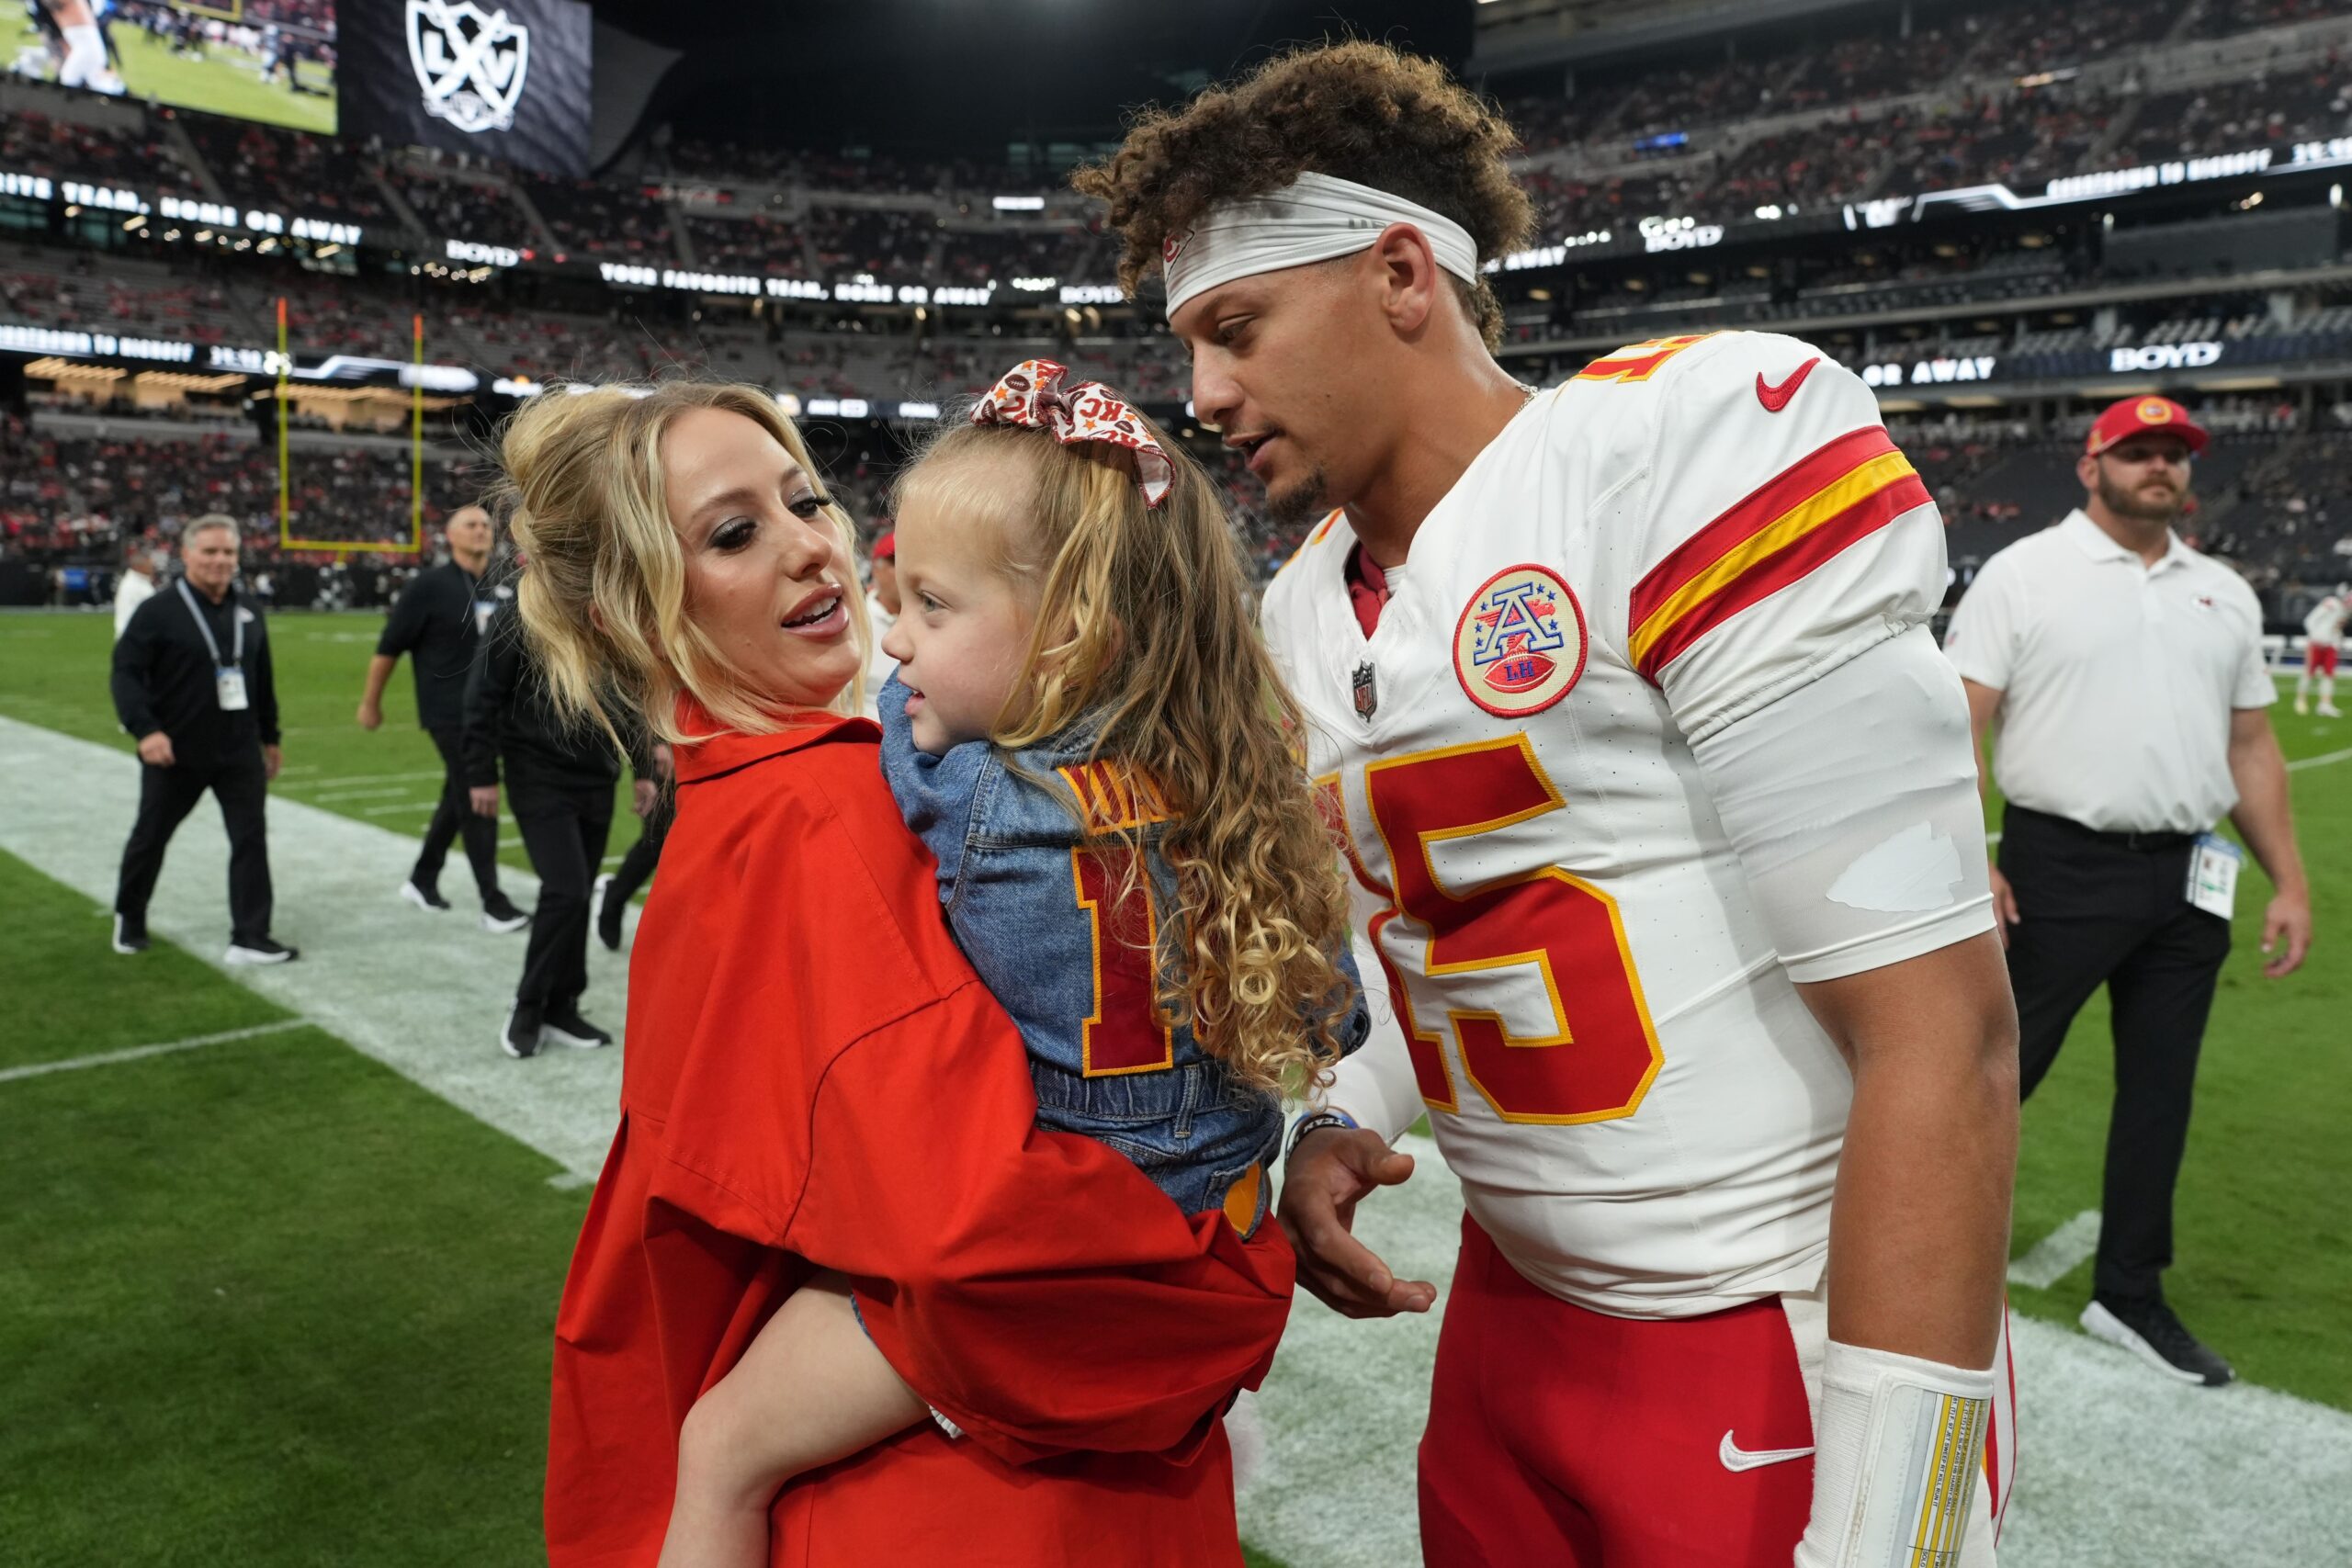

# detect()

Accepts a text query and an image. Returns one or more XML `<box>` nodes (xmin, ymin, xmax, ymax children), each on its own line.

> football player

<box><xmin>1078</xmin><ymin>43</ymin><xmax>2020</xmax><ymax>1568</ymax></box>
<box><xmin>2295</xmin><ymin>582</ymin><xmax>2345</xmax><ymax>717</ymax></box>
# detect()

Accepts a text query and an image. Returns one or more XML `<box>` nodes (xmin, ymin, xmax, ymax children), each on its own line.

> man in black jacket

<box><xmin>463</xmin><ymin>600</ymin><xmax>653</xmax><ymax>1058</ymax></box>
<box><xmin>109</xmin><ymin>515</ymin><xmax>297</xmax><ymax>964</ymax></box>
<box><xmin>356</xmin><ymin>504</ymin><xmax>529</xmax><ymax>932</ymax></box>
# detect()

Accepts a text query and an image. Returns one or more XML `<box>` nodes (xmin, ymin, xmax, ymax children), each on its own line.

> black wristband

<box><xmin>1285</xmin><ymin>1108</ymin><xmax>1361</xmax><ymax>1160</ymax></box>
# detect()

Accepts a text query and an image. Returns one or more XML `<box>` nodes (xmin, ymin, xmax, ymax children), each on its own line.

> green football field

<box><xmin>6</xmin><ymin>14</ymin><xmax>336</xmax><ymax>136</ymax></box>
<box><xmin>1</xmin><ymin>606</ymin><xmax>2346</xmax><ymax>1564</ymax></box>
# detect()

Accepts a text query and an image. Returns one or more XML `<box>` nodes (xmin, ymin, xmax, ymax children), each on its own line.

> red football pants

<box><xmin>1419</xmin><ymin>1216</ymin><xmax>1819</xmax><ymax>1568</ymax></box>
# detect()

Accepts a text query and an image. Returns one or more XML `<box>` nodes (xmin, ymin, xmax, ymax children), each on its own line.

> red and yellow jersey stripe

<box><xmin>1627</xmin><ymin>424</ymin><xmax>1931</xmax><ymax>684</ymax></box>
<box><xmin>1574</xmin><ymin>333</ymin><xmax>1716</xmax><ymax>385</ymax></box>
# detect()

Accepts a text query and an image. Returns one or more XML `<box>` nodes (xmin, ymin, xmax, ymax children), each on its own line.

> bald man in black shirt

<box><xmin>357</xmin><ymin>506</ymin><xmax>529</xmax><ymax>932</ymax></box>
<box><xmin>110</xmin><ymin>516</ymin><xmax>296</xmax><ymax>964</ymax></box>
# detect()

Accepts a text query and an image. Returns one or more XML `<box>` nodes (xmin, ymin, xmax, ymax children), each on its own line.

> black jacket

<box><xmin>461</xmin><ymin>604</ymin><xmax>650</xmax><ymax>798</ymax></box>
<box><xmin>378</xmin><ymin>560</ymin><xmax>503</xmax><ymax>732</ymax></box>
<box><xmin>111</xmin><ymin>579</ymin><xmax>279</xmax><ymax>767</ymax></box>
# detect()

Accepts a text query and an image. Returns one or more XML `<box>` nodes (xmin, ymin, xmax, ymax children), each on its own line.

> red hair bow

<box><xmin>973</xmin><ymin>359</ymin><xmax>1172</xmax><ymax>509</ymax></box>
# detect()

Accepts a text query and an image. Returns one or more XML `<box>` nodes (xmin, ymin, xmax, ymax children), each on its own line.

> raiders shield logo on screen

<box><xmin>406</xmin><ymin>0</ymin><xmax>532</xmax><ymax>135</ymax></box>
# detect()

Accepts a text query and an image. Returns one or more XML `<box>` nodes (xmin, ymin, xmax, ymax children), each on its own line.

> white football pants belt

<box><xmin>1796</xmin><ymin>1340</ymin><xmax>1995</xmax><ymax>1568</ymax></box>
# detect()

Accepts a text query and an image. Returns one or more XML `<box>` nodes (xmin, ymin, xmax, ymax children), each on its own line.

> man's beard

<box><xmin>2097</xmin><ymin>468</ymin><xmax>2184</xmax><ymax>525</ymax></box>
<box><xmin>1267</xmin><ymin>465</ymin><xmax>1333</xmax><ymax>530</ymax></box>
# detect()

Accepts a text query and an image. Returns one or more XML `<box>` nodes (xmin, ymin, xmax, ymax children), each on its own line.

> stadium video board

<box><xmin>339</xmin><ymin>0</ymin><xmax>590</xmax><ymax>179</ymax></box>
<box><xmin>6</xmin><ymin>1</ymin><xmax>338</xmax><ymax>135</ymax></box>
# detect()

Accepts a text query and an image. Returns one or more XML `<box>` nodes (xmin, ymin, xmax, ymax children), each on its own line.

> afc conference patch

<box><xmin>1453</xmin><ymin>563</ymin><xmax>1589</xmax><ymax>718</ymax></box>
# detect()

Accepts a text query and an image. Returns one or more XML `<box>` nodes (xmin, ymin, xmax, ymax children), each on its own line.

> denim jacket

<box><xmin>876</xmin><ymin>672</ymin><xmax>1368</xmax><ymax>1228</ymax></box>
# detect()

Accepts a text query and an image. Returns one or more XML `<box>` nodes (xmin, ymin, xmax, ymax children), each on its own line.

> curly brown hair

<box><xmin>1070</xmin><ymin>41</ymin><xmax>1532</xmax><ymax>350</ymax></box>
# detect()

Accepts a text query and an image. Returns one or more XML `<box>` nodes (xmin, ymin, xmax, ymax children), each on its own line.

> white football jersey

<box><xmin>1265</xmin><ymin>330</ymin><xmax>1965</xmax><ymax>1317</ymax></box>
<box><xmin>2304</xmin><ymin>595</ymin><xmax>2346</xmax><ymax>649</ymax></box>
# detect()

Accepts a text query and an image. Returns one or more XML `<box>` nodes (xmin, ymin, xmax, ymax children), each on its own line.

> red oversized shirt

<box><xmin>543</xmin><ymin>707</ymin><xmax>1295</xmax><ymax>1567</ymax></box>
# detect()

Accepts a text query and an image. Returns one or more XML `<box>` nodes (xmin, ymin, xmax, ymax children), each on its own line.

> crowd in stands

<box><xmin>176</xmin><ymin>117</ymin><xmax>386</xmax><ymax>223</ymax></box>
<box><xmin>387</xmin><ymin>168</ymin><xmax>537</xmax><ymax>250</ymax></box>
<box><xmin>518</xmin><ymin>174</ymin><xmax>672</xmax><ymax>258</ymax></box>
<box><xmin>2102</xmin><ymin>64</ymin><xmax>2351</xmax><ymax>171</ymax></box>
<box><xmin>0</xmin><ymin>108</ymin><xmax>183</xmax><ymax>186</ymax></box>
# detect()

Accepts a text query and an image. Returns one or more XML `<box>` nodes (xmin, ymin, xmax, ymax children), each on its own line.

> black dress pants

<box><xmin>512</xmin><ymin>785</ymin><xmax>612</xmax><ymax>1015</ymax></box>
<box><xmin>413</xmin><ymin>725</ymin><xmax>503</xmax><ymax>903</ymax></box>
<box><xmin>2001</xmin><ymin>806</ymin><xmax>2232</xmax><ymax>1303</ymax></box>
<box><xmin>606</xmin><ymin>792</ymin><xmax>672</xmax><ymax>908</ymax></box>
<box><xmin>115</xmin><ymin>749</ymin><xmax>273</xmax><ymax>944</ymax></box>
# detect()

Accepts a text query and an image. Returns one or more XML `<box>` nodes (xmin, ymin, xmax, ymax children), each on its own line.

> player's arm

<box><xmin>356</xmin><ymin>655</ymin><xmax>398</xmax><ymax>729</ymax></box>
<box><xmin>1632</xmin><ymin>334</ymin><xmax>2015</xmax><ymax>1567</ymax></box>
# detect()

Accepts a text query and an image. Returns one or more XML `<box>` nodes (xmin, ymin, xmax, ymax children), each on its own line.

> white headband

<box><xmin>1159</xmin><ymin>171</ymin><xmax>1480</xmax><ymax>321</ymax></box>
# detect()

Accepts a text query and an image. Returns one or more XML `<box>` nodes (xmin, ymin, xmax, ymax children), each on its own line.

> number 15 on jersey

<box><xmin>1320</xmin><ymin>735</ymin><xmax>1664</xmax><ymax>1126</ymax></box>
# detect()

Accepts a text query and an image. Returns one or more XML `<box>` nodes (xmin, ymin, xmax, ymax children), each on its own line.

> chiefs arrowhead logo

<box><xmin>1453</xmin><ymin>564</ymin><xmax>1588</xmax><ymax>717</ymax></box>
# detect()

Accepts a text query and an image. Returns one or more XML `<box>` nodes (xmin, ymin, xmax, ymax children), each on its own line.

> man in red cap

<box><xmin>1946</xmin><ymin>395</ymin><xmax>2312</xmax><ymax>1387</ymax></box>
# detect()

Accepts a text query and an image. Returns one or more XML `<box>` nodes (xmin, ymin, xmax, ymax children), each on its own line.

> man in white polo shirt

<box><xmin>1946</xmin><ymin>395</ymin><xmax>2312</xmax><ymax>1387</ymax></box>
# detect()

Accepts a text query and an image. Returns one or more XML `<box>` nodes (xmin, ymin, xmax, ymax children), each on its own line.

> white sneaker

<box><xmin>399</xmin><ymin>880</ymin><xmax>450</xmax><ymax>913</ymax></box>
<box><xmin>2295</xmin><ymin>698</ymin><xmax>2310</xmax><ymax>715</ymax></box>
<box><xmin>2320</xmin><ymin>704</ymin><xmax>2343</xmax><ymax>718</ymax></box>
<box><xmin>225</xmin><ymin>938</ymin><xmax>300</xmax><ymax>964</ymax></box>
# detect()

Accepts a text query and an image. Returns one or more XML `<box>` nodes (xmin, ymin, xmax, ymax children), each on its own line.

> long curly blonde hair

<box><xmin>895</xmin><ymin>411</ymin><xmax>1356</xmax><ymax>1097</ymax></box>
<box><xmin>492</xmin><ymin>382</ymin><xmax>869</xmax><ymax>750</ymax></box>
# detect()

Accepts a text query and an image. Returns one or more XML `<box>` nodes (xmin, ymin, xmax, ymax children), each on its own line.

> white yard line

<box><xmin>0</xmin><ymin>1019</ymin><xmax>309</xmax><ymax>1085</ymax></box>
<box><xmin>278</xmin><ymin>769</ymin><xmax>449</xmax><ymax>791</ymax></box>
<box><xmin>311</xmin><ymin>785</ymin><xmax>430</xmax><ymax>803</ymax></box>
<box><xmin>1</xmin><ymin>710</ymin><xmax>2346</xmax><ymax>1568</ymax></box>
<box><xmin>2007</xmin><ymin>1209</ymin><xmax>2103</xmax><ymax>1291</ymax></box>
<box><xmin>359</xmin><ymin>800</ymin><xmax>442</xmax><ymax>817</ymax></box>
<box><xmin>2288</xmin><ymin>746</ymin><xmax>2352</xmax><ymax>773</ymax></box>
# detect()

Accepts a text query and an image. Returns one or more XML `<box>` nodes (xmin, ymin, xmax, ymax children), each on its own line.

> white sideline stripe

<box><xmin>2288</xmin><ymin>746</ymin><xmax>2352</xmax><ymax>772</ymax></box>
<box><xmin>0</xmin><ymin>712</ymin><xmax>2346</xmax><ymax>1568</ymax></box>
<box><xmin>2008</xmin><ymin>1208</ymin><xmax>2103</xmax><ymax>1291</ymax></box>
<box><xmin>281</xmin><ymin>769</ymin><xmax>447</xmax><ymax>790</ymax></box>
<box><xmin>0</xmin><ymin>1019</ymin><xmax>308</xmax><ymax>1084</ymax></box>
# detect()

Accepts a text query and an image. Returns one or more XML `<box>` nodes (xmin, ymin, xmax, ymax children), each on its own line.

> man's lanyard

<box><xmin>177</xmin><ymin>578</ymin><xmax>243</xmax><ymax>668</ymax></box>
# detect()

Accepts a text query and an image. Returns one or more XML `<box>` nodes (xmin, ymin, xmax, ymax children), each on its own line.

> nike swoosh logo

<box><xmin>1756</xmin><ymin>356</ymin><xmax>1822</xmax><ymax>412</ymax></box>
<box><xmin>1719</xmin><ymin>1430</ymin><xmax>1815</xmax><ymax>1472</ymax></box>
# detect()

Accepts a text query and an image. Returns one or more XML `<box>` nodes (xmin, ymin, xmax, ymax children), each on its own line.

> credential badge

<box><xmin>1452</xmin><ymin>563</ymin><xmax>1588</xmax><ymax>718</ymax></box>
<box><xmin>407</xmin><ymin>0</ymin><xmax>532</xmax><ymax>135</ymax></box>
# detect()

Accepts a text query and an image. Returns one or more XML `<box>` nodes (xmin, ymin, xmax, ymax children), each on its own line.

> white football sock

<box><xmin>56</xmin><ymin>22</ymin><xmax>105</xmax><ymax>87</ymax></box>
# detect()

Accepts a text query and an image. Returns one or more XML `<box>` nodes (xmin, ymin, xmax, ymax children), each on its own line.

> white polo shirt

<box><xmin>1944</xmin><ymin>509</ymin><xmax>2273</xmax><ymax>834</ymax></box>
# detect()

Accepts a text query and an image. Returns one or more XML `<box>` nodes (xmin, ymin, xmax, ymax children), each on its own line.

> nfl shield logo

<box><xmin>1351</xmin><ymin>661</ymin><xmax>1378</xmax><ymax>721</ymax></box>
<box><xmin>407</xmin><ymin>0</ymin><xmax>532</xmax><ymax>135</ymax></box>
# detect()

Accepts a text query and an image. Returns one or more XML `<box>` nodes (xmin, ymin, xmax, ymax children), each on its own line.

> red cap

<box><xmin>2086</xmin><ymin>396</ymin><xmax>2208</xmax><ymax>457</ymax></box>
<box><xmin>870</xmin><ymin>528</ymin><xmax>896</xmax><ymax>561</ymax></box>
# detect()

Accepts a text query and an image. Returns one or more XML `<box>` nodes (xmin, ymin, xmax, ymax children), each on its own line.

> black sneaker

<box><xmin>400</xmin><ymin>878</ymin><xmax>451</xmax><ymax>912</ymax></box>
<box><xmin>540</xmin><ymin>1007</ymin><xmax>613</xmax><ymax>1050</ymax></box>
<box><xmin>111</xmin><ymin>914</ymin><xmax>148</xmax><ymax>954</ymax></box>
<box><xmin>594</xmin><ymin>873</ymin><xmax>623</xmax><ymax>952</ymax></box>
<box><xmin>2081</xmin><ymin>1293</ymin><xmax>2235</xmax><ymax>1387</ymax></box>
<box><xmin>481</xmin><ymin>892</ymin><xmax>530</xmax><ymax>934</ymax></box>
<box><xmin>225</xmin><ymin>937</ymin><xmax>300</xmax><ymax>965</ymax></box>
<box><xmin>502</xmin><ymin>1003</ymin><xmax>542</xmax><ymax>1059</ymax></box>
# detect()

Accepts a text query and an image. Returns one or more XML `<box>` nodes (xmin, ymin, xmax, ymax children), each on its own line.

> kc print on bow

<box><xmin>973</xmin><ymin>359</ymin><xmax>1173</xmax><ymax>509</ymax></box>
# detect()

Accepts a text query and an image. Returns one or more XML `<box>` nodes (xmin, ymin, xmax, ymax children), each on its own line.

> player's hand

<box><xmin>1989</xmin><ymin>863</ymin><xmax>2019</xmax><ymax>946</ymax></box>
<box><xmin>136</xmin><ymin>731</ymin><xmax>175</xmax><ymax>768</ymax></box>
<box><xmin>1276</xmin><ymin>1126</ymin><xmax>1435</xmax><ymax>1318</ymax></box>
<box><xmin>263</xmin><ymin>745</ymin><xmax>282</xmax><ymax>782</ymax></box>
<box><xmin>469</xmin><ymin>784</ymin><xmax>500</xmax><ymax>818</ymax></box>
<box><xmin>2261</xmin><ymin>886</ymin><xmax>2312</xmax><ymax>978</ymax></box>
<box><xmin>633</xmin><ymin>778</ymin><xmax>659</xmax><ymax>818</ymax></box>
<box><xmin>356</xmin><ymin>699</ymin><xmax>381</xmax><ymax>731</ymax></box>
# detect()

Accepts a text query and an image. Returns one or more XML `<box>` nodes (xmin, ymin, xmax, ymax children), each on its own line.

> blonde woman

<box><xmin>506</xmin><ymin>381</ymin><xmax>1295</xmax><ymax>1567</ymax></box>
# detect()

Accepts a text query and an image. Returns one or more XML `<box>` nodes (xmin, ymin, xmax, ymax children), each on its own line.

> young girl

<box><xmin>656</xmin><ymin>361</ymin><xmax>1368</xmax><ymax>1566</ymax></box>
